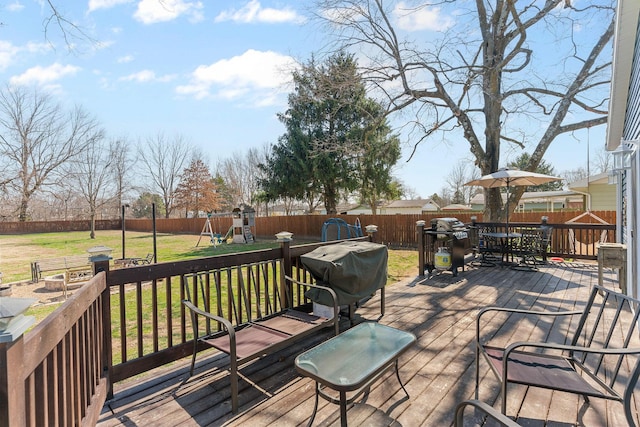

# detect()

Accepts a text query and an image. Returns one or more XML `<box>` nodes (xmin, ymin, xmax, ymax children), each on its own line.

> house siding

<box><xmin>615</xmin><ymin>5</ymin><xmax>640</xmax><ymax>299</ymax></box>
<box><xmin>624</xmin><ymin>15</ymin><xmax>640</xmax><ymax>140</ymax></box>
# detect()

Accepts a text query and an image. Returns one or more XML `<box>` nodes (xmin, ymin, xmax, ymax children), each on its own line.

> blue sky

<box><xmin>0</xmin><ymin>0</ymin><xmax>608</xmax><ymax>199</ymax></box>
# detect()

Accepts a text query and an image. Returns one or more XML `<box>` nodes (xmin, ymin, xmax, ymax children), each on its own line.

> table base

<box><xmin>306</xmin><ymin>359</ymin><xmax>408</xmax><ymax>427</ymax></box>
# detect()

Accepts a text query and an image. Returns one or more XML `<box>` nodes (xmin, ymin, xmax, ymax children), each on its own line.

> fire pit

<box><xmin>44</xmin><ymin>274</ymin><xmax>65</xmax><ymax>291</ymax></box>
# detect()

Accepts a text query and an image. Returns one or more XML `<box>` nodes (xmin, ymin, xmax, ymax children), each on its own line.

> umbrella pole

<box><xmin>505</xmin><ymin>184</ymin><xmax>510</xmax><ymax>233</ymax></box>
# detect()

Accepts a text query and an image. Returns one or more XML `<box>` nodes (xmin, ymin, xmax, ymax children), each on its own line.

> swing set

<box><xmin>196</xmin><ymin>214</ymin><xmax>233</xmax><ymax>247</ymax></box>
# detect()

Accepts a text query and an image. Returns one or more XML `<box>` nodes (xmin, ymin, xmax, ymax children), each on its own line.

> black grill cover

<box><xmin>300</xmin><ymin>241</ymin><xmax>388</xmax><ymax>306</ymax></box>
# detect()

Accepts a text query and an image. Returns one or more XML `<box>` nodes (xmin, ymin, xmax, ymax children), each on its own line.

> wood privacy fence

<box><xmin>0</xmin><ymin>219</ymin><xmax>121</xmax><ymax>234</ymax></box>
<box><xmin>0</xmin><ymin>211</ymin><xmax>616</xmax><ymax>248</ymax></box>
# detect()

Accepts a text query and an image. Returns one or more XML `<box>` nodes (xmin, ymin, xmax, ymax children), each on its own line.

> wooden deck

<box><xmin>97</xmin><ymin>261</ymin><xmax>639</xmax><ymax>426</ymax></box>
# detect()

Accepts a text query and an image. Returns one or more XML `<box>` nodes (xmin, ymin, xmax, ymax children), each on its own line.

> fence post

<box><xmin>417</xmin><ymin>220</ymin><xmax>426</xmax><ymax>277</ymax></box>
<box><xmin>0</xmin><ymin>315</ymin><xmax>34</xmax><ymax>426</ymax></box>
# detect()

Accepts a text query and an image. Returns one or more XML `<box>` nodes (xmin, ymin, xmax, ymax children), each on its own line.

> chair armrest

<box><xmin>182</xmin><ymin>299</ymin><xmax>236</xmax><ymax>338</ymax></box>
<box><xmin>505</xmin><ymin>341</ymin><xmax>640</xmax><ymax>357</ymax></box>
<box><xmin>476</xmin><ymin>307</ymin><xmax>582</xmax><ymax>343</ymax></box>
<box><xmin>285</xmin><ymin>275</ymin><xmax>340</xmax><ymax>335</ymax></box>
<box><xmin>455</xmin><ymin>399</ymin><xmax>520</xmax><ymax>427</ymax></box>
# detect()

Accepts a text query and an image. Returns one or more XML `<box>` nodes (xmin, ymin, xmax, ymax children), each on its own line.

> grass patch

<box><xmin>0</xmin><ymin>230</ymin><xmax>286</xmax><ymax>283</ymax></box>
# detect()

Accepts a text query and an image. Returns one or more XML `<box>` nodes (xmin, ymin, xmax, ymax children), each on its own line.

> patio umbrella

<box><xmin>464</xmin><ymin>168</ymin><xmax>562</xmax><ymax>231</ymax></box>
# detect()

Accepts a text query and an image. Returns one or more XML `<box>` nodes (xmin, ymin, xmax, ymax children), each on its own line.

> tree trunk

<box><xmin>18</xmin><ymin>198</ymin><xmax>29</xmax><ymax>222</ymax></box>
<box><xmin>90</xmin><ymin>217</ymin><xmax>96</xmax><ymax>239</ymax></box>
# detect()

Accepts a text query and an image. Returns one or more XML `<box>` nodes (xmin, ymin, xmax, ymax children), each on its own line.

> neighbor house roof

<box><xmin>568</xmin><ymin>173</ymin><xmax>611</xmax><ymax>191</ymax></box>
<box><xmin>470</xmin><ymin>190</ymin><xmax>581</xmax><ymax>205</ymax></box>
<box><xmin>385</xmin><ymin>199</ymin><xmax>440</xmax><ymax>209</ymax></box>
<box><xmin>441</xmin><ymin>204</ymin><xmax>472</xmax><ymax>211</ymax></box>
<box><xmin>384</xmin><ymin>199</ymin><xmax>440</xmax><ymax>209</ymax></box>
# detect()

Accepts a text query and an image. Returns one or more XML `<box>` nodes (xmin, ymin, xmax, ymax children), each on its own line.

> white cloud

<box><xmin>215</xmin><ymin>0</ymin><xmax>305</xmax><ymax>24</ymax></box>
<box><xmin>119</xmin><ymin>70</ymin><xmax>176</xmax><ymax>83</ymax></box>
<box><xmin>393</xmin><ymin>2</ymin><xmax>453</xmax><ymax>32</ymax></box>
<box><xmin>6</xmin><ymin>2</ymin><xmax>24</xmax><ymax>12</ymax></box>
<box><xmin>88</xmin><ymin>0</ymin><xmax>132</xmax><ymax>13</ymax></box>
<box><xmin>134</xmin><ymin>0</ymin><xmax>204</xmax><ymax>24</ymax></box>
<box><xmin>9</xmin><ymin>63</ymin><xmax>81</xmax><ymax>86</ymax></box>
<box><xmin>117</xmin><ymin>55</ymin><xmax>134</xmax><ymax>63</ymax></box>
<box><xmin>176</xmin><ymin>49</ymin><xmax>297</xmax><ymax>103</ymax></box>
<box><xmin>0</xmin><ymin>41</ymin><xmax>21</xmax><ymax>71</ymax></box>
<box><xmin>0</xmin><ymin>41</ymin><xmax>49</xmax><ymax>72</ymax></box>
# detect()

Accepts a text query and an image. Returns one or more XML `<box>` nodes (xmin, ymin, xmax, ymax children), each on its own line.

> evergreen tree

<box><xmin>508</xmin><ymin>153</ymin><xmax>563</xmax><ymax>192</ymax></box>
<box><xmin>261</xmin><ymin>52</ymin><xmax>400</xmax><ymax>213</ymax></box>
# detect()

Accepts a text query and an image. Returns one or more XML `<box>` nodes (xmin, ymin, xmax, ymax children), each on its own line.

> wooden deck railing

<box><xmin>472</xmin><ymin>221</ymin><xmax>617</xmax><ymax>260</ymax></box>
<box><xmin>104</xmin><ymin>236</ymin><xmax>370</xmax><ymax>387</ymax></box>
<box><xmin>0</xmin><ymin>271</ymin><xmax>109</xmax><ymax>426</ymax></box>
<box><xmin>418</xmin><ymin>220</ymin><xmax>617</xmax><ymax>276</ymax></box>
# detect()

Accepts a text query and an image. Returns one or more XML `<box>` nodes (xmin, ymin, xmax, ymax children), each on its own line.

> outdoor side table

<box><xmin>295</xmin><ymin>322</ymin><xmax>416</xmax><ymax>427</ymax></box>
<box><xmin>598</xmin><ymin>243</ymin><xmax>627</xmax><ymax>293</ymax></box>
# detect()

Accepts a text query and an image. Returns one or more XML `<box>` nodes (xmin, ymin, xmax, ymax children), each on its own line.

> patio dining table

<box><xmin>479</xmin><ymin>232</ymin><xmax>522</xmax><ymax>265</ymax></box>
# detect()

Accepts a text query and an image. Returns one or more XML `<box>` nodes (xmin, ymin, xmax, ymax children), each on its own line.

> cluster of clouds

<box><xmin>2</xmin><ymin>1</ymin><xmax>453</xmax><ymax>106</ymax></box>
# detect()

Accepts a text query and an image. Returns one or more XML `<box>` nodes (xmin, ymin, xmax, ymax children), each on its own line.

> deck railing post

<box><xmin>92</xmin><ymin>258</ymin><xmax>114</xmax><ymax>400</ymax></box>
<box><xmin>0</xmin><ymin>317</ymin><xmax>33</xmax><ymax>426</ymax></box>
<box><xmin>279</xmin><ymin>236</ymin><xmax>293</xmax><ymax>309</ymax></box>
<box><xmin>417</xmin><ymin>221</ymin><xmax>426</xmax><ymax>277</ymax></box>
<box><xmin>365</xmin><ymin>224</ymin><xmax>378</xmax><ymax>243</ymax></box>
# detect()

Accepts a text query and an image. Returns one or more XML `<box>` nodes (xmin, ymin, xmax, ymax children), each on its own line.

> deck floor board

<box><xmin>98</xmin><ymin>261</ymin><xmax>639</xmax><ymax>426</ymax></box>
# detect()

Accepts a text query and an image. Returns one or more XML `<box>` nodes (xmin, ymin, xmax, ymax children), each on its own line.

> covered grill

<box><xmin>300</xmin><ymin>241</ymin><xmax>387</xmax><ymax>319</ymax></box>
<box><xmin>422</xmin><ymin>217</ymin><xmax>471</xmax><ymax>276</ymax></box>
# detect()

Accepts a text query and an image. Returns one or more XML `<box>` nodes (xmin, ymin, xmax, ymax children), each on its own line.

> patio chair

<box><xmin>455</xmin><ymin>400</ymin><xmax>520</xmax><ymax>427</ymax></box>
<box><xmin>471</xmin><ymin>226</ymin><xmax>501</xmax><ymax>267</ymax></box>
<box><xmin>511</xmin><ymin>228</ymin><xmax>543</xmax><ymax>271</ymax></box>
<box><xmin>475</xmin><ymin>284</ymin><xmax>640</xmax><ymax>426</ymax></box>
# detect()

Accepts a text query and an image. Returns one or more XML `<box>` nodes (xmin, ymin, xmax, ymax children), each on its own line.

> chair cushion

<box><xmin>483</xmin><ymin>346</ymin><xmax>608</xmax><ymax>398</ymax></box>
<box><xmin>204</xmin><ymin>324</ymin><xmax>290</xmax><ymax>360</ymax></box>
<box><xmin>256</xmin><ymin>310</ymin><xmax>326</xmax><ymax>335</ymax></box>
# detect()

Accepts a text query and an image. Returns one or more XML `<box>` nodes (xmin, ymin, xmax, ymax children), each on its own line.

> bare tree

<box><xmin>138</xmin><ymin>133</ymin><xmax>191</xmax><ymax>218</ymax></box>
<box><xmin>68</xmin><ymin>136</ymin><xmax>116</xmax><ymax>238</ymax></box>
<box><xmin>0</xmin><ymin>86</ymin><xmax>104</xmax><ymax>221</ymax></box>
<box><xmin>40</xmin><ymin>1</ymin><xmax>98</xmax><ymax>51</ymax></box>
<box><xmin>445</xmin><ymin>160</ymin><xmax>478</xmax><ymax>205</ymax></box>
<box><xmin>562</xmin><ymin>166</ymin><xmax>589</xmax><ymax>186</ymax></box>
<box><xmin>216</xmin><ymin>147</ymin><xmax>266</xmax><ymax>211</ymax></box>
<box><xmin>316</xmin><ymin>0</ymin><xmax>614</xmax><ymax>220</ymax></box>
<box><xmin>110</xmin><ymin>136</ymin><xmax>134</xmax><ymax>215</ymax></box>
<box><xmin>592</xmin><ymin>146</ymin><xmax>612</xmax><ymax>174</ymax></box>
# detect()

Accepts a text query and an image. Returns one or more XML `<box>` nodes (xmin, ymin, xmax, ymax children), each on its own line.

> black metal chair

<box><xmin>511</xmin><ymin>228</ymin><xmax>543</xmax><ymax>271</ymax></box>
<box><xmin>455</xmin><ymin>400</ymin><xmax>520</xmax><ymax>426</ymax></box>
<box><xmin>475</xmin><ymin>284</ymin><xmax>640</xmax><ymax>426</ymax></box>
<box><xmin>471</xmin><ymin>226</ymin><xmax>501</xmax><ymax>267</ymax></box>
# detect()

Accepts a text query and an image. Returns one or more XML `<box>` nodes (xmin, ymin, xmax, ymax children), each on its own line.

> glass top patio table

<box><xmin>295</xmin><ymin>322</ymin><xmax>416</xmax><ymax>391</ymax></box>
<box><xmin>296</xmin><ymin>322</ymin><xmax>416</xmax><ymax>426</ymax></box>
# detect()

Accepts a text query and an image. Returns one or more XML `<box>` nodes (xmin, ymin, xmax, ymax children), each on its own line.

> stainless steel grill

<box><xmin>424</xmin><ymin>217</ymin><xmax>471</xmax><ymax>276</ymax></box>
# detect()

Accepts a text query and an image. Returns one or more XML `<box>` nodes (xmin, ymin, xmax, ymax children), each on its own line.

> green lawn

<box><xmin>0</xmin><ymin>230</ymin><xmax>285</xmax><ymax>283</ymax></box>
